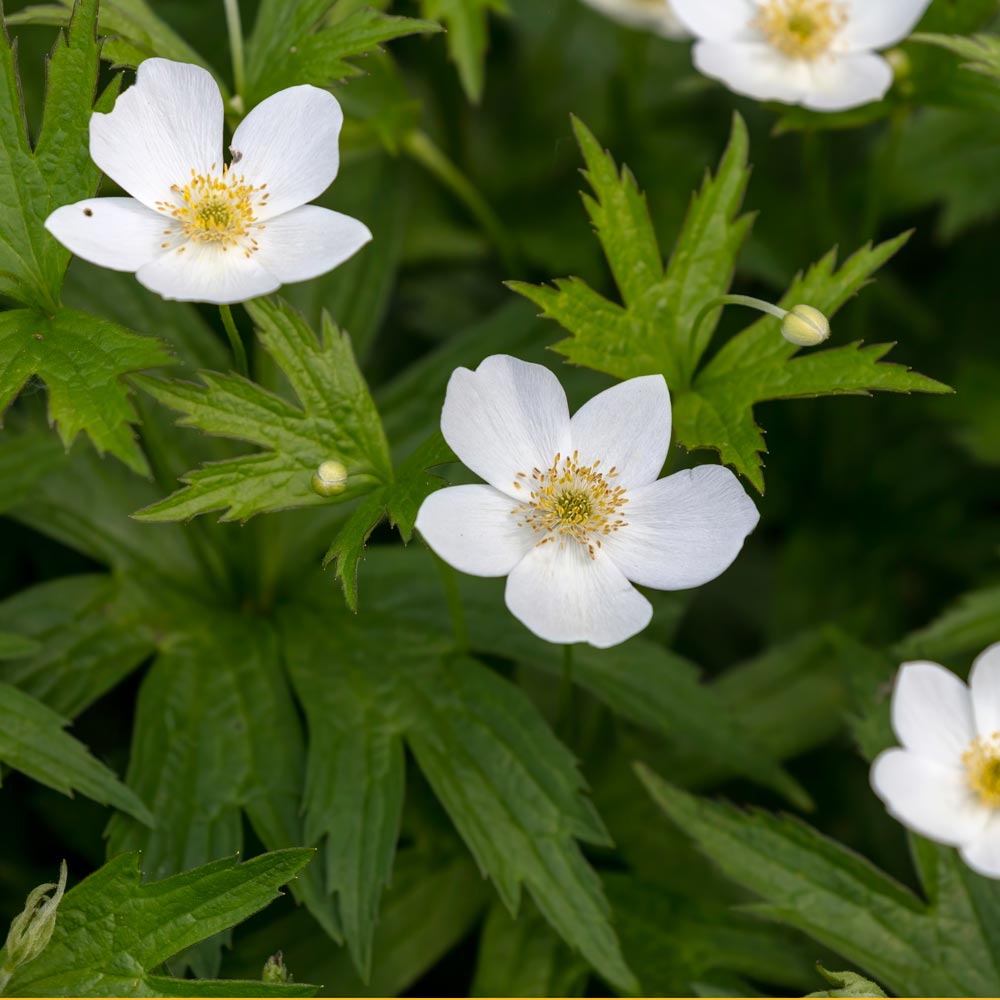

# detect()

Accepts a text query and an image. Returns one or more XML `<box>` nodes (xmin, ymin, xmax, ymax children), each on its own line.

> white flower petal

<box><xmin>670</xmin><ymin>0</ymin><xmax>756</xmax><ymax>40</ymax></box>
<box><xmin>892</xmin><ymin>661</ymin><xmax>975</xmax><ymax>763</ymax></box>
<box><xmin>796</xmin><ymin>51</ymin><xmax>894</xmax><ymax>111</ymax></box>
<box><xmin>441</xmin><ymin>355</ymin><xmax>572</xmax><ymax>498</ymax></box>
<box><xmin>135</xmin><ymin>240</ymin><xmax>279</xmax><ymax>304</ymax></box>
<box><xmin>230</xmin><ymin>86</ymin><xmax>343</xmax><ymax>220</ymax></box>
<box><xmin>600</xmin><ymin>465</ymin><xmax>759</xmax><ymax>590</ymax></box>
<box><xmin>569</xmin><ymin>375</ymin><xmax>671</xmax><ymax>490</ymax></box>
<box><xmin>871</xmin><ymin>748</ymin><xmax>988</xmax><ymax>847</ymax></box>
<box><xmin>415</xmin><ymin>485</ymin><xmax>535</xmax><ymax>578</ymax></box>
<box><xmin>580</xmin><ymin>0</ymin><xmax>690</xmax><ymax>39</ymax></box>
<box><xmin>969</xmin><ymin>643</ymin><xmax>1000</xmax><ymax>739</ymax></box>
<box><xmin>505</xmin><ymin>540</ymin><xmax>652</xmax><ymax>648</ymax></box>
<box><xmin>839</xmin><ymin>0</ymin><xmax>931</xmax><ymax>51</ymax></box>
<box><xmin>251</xmin><ymin>205</ymin><xmax>371</xmax><ymax>285</ymax></box>
<box><xmin>44</xmin><ymin>198</ymin><xmax>168</xmax><ymax>272</ymax></box>
<box><xmin>960</xmin><ymin>816</ymin><xmax>1000</xmax><ymax>879</ymax></box>
<box><xmin>90</xmin><ymin>58</ymin><xmax>223</xmax><ymax>211</ymax></box>
<box><xmin>692</xmin><ymin>42</ymin><xmax>891</xmax><ymax>111</ymax></box>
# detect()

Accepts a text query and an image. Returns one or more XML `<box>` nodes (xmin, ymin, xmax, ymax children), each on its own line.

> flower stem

<box><xmin>0</xmin><ymin>966</ymin><xmax>13</xmax><ymax>996</ymax></box>
<box><xmin>222</xmin><ymin>0</ymin><xmax>246</xmax><ymax>99</ymax></box>
<box><xmin>219</xmin><ymin>304</ymin><xmax>248</xmax><ymax>377</ymax></box>
<box><xmin>435</xmin><ymin>556</ymin><xmax>468</xmax><ymax>654</ymax></box>
<box><xmin>557</xmin><ymin>643</ymin><xmax>576</xmax><ymax>742</ymax></box>
<box><xmin>689</xmin><ymin>293</ymin><xmax>788</xmax><ymax>356</ymax></box>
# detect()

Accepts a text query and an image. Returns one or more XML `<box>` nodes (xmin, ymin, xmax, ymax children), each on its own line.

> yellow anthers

<box><xmin>964</xmin><ymin>734</ymin><xmax>1000</xmax><ymax>807</ymax></box>
<box><xmin>311</xmin><ymin>459</ymin><xmax>349</xmax><ymax>498</ymax></box>
<box><xmin>755</xmin><ymin>0</ymin><xmax>847</xmax><ymax>60</ymax></box>
<box><xmin>514</xmin><ymin>450</ymin><xmax>629</xmax><ymax>558</ymax></box>
<box><xmin>155</xmin><ymin>164</ymin><xmax>270</xmax><ymax>253</ymax></box>
<box><xmin>781</xmin><ymin>304</ymin><xmax>831</xmax><ymax>347</ymax></box>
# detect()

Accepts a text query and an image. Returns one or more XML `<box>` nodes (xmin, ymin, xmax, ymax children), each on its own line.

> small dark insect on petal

<box><xmin>229</xmin><ymin>146</ymin><xmax>243</xmax><ymax>164</ymax></box>
<box><xmin>83</xmin><ymin>208</ymin><xmax>93</xmax><ymax>217</ymax></box>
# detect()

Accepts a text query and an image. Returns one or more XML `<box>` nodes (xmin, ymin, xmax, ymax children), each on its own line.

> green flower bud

<box><xmin>781</xmin><ymin>305</ymin><xmax>830</xmax><ymax>348</ymax></box>
<box><xmin>262</xmin><ymin>950</ymin><xmax>291</xmax><ymax>983</ymax></box>
<box><xmin>2</xmin><ymin>862</ymin><xmax>67</xmax><ymax>978</ymax></box>
<box><xmin>311</xmin><ymin>459</ymin><xmax>348</xmax><ymax>498</ymax></box>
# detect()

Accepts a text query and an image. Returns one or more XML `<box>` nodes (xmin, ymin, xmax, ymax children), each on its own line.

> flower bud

<box><xmin>781</xmin><ymin>305</ymin><xmax>830</xmax><ymax>348</ymax></box>
<box><xmin>3</xmin><ymin>862</ymin><xmax>67</xmax><ymax>974</ymax></box>
<box><xmin>311</xmin><ymin>459</ymin><xmax>348</xmax><ymax>497</ymax></box>
<box><xmin>262</xmin><ymin>951</ymin><xmax>291</xmax><ymax>983</ymax></box>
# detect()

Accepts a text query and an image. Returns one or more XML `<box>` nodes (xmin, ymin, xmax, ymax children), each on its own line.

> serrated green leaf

<box><xmin>807</xmin><ymin>965</ymin><xmax>888</xmax><ymax>998</ymax></box>
<box><xmin>4</xmin><ymin>851</ymin><xmax>319</xmax><ymax>997</ymax></box>
<box><xmin>0</xmin><ymin>307</ymin><xmax>170</xmax><ymax>474</ymax></box>
<box><xmin>894</xmin><ymin>582</ymin><xmax>1000</xmax><ymax>662</ymax></box>
<box><xmin>106</xmin><ymin>617</ymin><xmax>340</xmax><ymax>977</ymax></box>
<box><xmin>636</xmin><ymin>766</ymin><xmax>1000</xmax><ymax>997</ymax></box>
<box><xmin>281</xmin><ymin>594</ymin><xmax>634</xmax><ymax>992</ymax></box>
<box><xmin>0</xmin><ymin>680</ymin><xmax>152</xmax><ymax>823</ymax></box>
<box><xmin>135</xmin><ymin>297</ymin><xmax>390</xmax><ymax>522</ymax></box>
<box><xmin>324</xmin><ymin>431</ymin><xmax>453</xmax><ymax>610</ymax></box>
<box><xmin>510</xmin><ymin>114</ymin><xmax>752</xmax><ymax>387</ymax></box>
<box><xmin>673</xmin><ymin>235</ymin><xmax>951</xmax><ymax>491</ymax></box>
<box><xmin>914</xmin><ymin>32</ymin><xmax>1000</xmax><ymax>81</ymax></box>
<box><xmin>419</xmin><ymin>0</ymin><xmax>507</xmax><ymax>103</ymax></box>
<box><xmin>471</xmin><ymin>900</ymin><xmax>590</xmax><ymax>998</ymax></box>
<box><xmin>0</xmin><ymin>0</ymin><xmax>128</xmax><ymax>311</ymax></box>
<box><xmin>6</xmin><ymin>0</ymin><xmax>213</xmax><ymax>75</ymax></box>
<box><xmin>245</xmin><ymin>0</ymin><xmax>439</xmax><ymax>108</ymax></box>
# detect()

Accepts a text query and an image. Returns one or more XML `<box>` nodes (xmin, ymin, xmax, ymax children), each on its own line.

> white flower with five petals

<box><xmin>45</xmin><ymin>58</ymin><xmax>371</xmax><ymax>304</ymax></box>
<box><xmin>871</xmin><ymin>644</ymin><xmax>1000</xmax><ymax>879</ymax></box>
<box><xmin>670</xmin><ymin>0</ymin><xmax>932</xmax><ymax>112</ymax></box>
<box><xmin>580</xmin><ymin>0</ymin><xmax>689</xmax><ymax>40</ymax></box>
<box><xmin>414</xmin><ymin>355</ymin><xmax>760</xmax><ymax>648</ymax></box>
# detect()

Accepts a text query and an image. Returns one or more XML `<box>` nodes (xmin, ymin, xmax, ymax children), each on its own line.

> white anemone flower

<box><xmin>414</xmin><ymin>355</ymin><xmax>760</xmax><ymax>648</ymax></box>
<box><xmin>580</xmin><ymin>0</ymin><xmax>689</xmax><ymax>40</ymax></box>
<box><xmin>44</xmin><ymin>58</ymin><xmax>371</xmax><ymax>304</ymax></box>
<box><xmin>871</xmin><ymin>644</ymin><xmax>1000</xmax><ymax>878</ymax></box>
<box><xmin>670</xmin><ymin>0</ymin><xmax>932</xmax><ymax>112</ymax></box>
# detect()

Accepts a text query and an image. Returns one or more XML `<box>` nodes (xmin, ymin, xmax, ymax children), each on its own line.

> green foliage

<box><xmin>419</xmin><ymin>0</ymin><xmax>508</xmax><ymax>103</ymax></box>
<box><xmin>511</xmin><ymin>116</ymin><xmax>949</xmax><ymax>491</ymax></box>
<box><xmin>280</xmin><ymin>597</ymin><xmax>637</xmax><ymax>992</ymax></box>
<box><xmin>5</xmin><ymin>0</ymin><xmax>213</xmax><ymax>75</ymax></box>
<box><xmin>135</xmin><ymin>298</ymin><xmax>391</xmax><ymax>522</ymax></box>
<box><xmin>0</xmin><ymin>680</ymin><xmax>152</xmax><ymax>823</ymax></box>
<box><xmin>915</xmin><ymin>32</ymin><xmax>1000</xmax><ymax>81</ymax></box>
<box><xmin>806</xmin><ymin>965</ymin><xmax>888</xmax><ymax>998</ymax></box>
<box><xmin>3</xmin><ymin>852</ymin><xmax>319</xmax><ymax>997</ymax></box>
<box><xmin>638</xmin><ymin>767</ymin><xmax>1000</xmax><ymax>997</ymax></box>
<box><xmin>244</xmin><ymin>0</ymin><xmax>440</xmax><ymax>108</ymax></box>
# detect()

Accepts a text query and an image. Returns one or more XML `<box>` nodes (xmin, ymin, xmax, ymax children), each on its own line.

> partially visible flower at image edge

<box><xmin>45</xmin><ymin>58</ymin><xmax>371</xmax><ymax>304</ymax></box>
<box><xmin>670</xmin><ymin>0</ymin><xmax>932</xmax><ymax>112</ymax></box>
<box><xmin>579</xmin><ymin>0</ymin><xmax>690</xmax><ymax>40</ymax></box>
<box><xmin>414</xmin><ymin>355</ymin><xmax>760</xmax><ymax>649</ymax></box>
<box><xmin>871</xmin><ymin>643</ymin><xmax>1000</xmax><ymax>878</ymax></box>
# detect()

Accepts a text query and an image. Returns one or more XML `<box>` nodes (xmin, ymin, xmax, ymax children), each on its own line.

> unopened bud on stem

<box><xmin>1</xmin><ymin>861</ymin><xmax>67</xmax><ymax>990</ymax></box>
<box><xmin>781</xmin><ymin>304</ymin><xmax>830</xmax><ymax>347</ymax></box>
<box><xmin>311</xmin><ymin>459</ymin><xmax>348</xmax><ymax>498</ymax></box>
<box><xmin>263</xmin><ymin>950</ymin><xmax>291</xmax><ymax>983</ymax></box>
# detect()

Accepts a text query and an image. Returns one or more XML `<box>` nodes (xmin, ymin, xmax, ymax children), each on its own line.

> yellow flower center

<box><xmin>155</xmin><ymin>164</ymin><xmax>271</xmax><ymax>257</ymax></box>
<box><xmin>754</xmin><ymin>0</ymin><xmax>847</xmax><ymax>60</ymax></box>
<box><xmin>964</xmin><ymin>734</ymin><xmax>1000</xmax><ymax>807</ymax></box>
<box><xmin>513</xmin><ymin>451</ymin><xmax>629</xmax><ymax>558</ymax></box>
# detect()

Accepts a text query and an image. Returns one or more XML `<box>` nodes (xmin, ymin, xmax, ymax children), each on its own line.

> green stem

<box><xmin>689</xmin><ymin>293</ymin><xmax>788</xmax><ymax>358</ymax></box>
<box><xmin>222</xmin><ymin>0</ymin><xmax>246</xmax><ymax>99</ymax></box>
<box><xmin>219</xmin><ymin>304</ymin><xmax>248</xmax><ymax>377</ymax></box>
<box><xmin>402</xmin><ymin>130</ymin><xmax>520</xmax><ymax>274</ymax></box>
<box><xmin>0</xmin><ymin>966</ymin><xmax>12</xmax><ymax>996</ymax></box>
<box><xmin>557</xmin><ymin>643</ymin><xmax>576</xmax><ymax>741</ymax></box>
<box><xmin>435</xmin><ymin>556</ymin><xmax>468</xmax><ymax>654</ymax></box>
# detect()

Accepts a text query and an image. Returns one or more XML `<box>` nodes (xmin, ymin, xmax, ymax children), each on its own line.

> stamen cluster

<box><xmin>754</xmin><ymin>0</ymin><xmax>847</xmax><ymax>60</ymax></box>
<box><xmin>964</xmin><ymin>734</ymin><xmax>1000</xmax><ymax>807</ymax></box>
<box><xmin>155</xmin><ymin>164</ymin><xmax>270</xmax><ymax>256</ymax></box>
<box><xmin>513</xmin><ymin>451</ymin><xmax>629</xmax><ymax>558</ymax></box>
